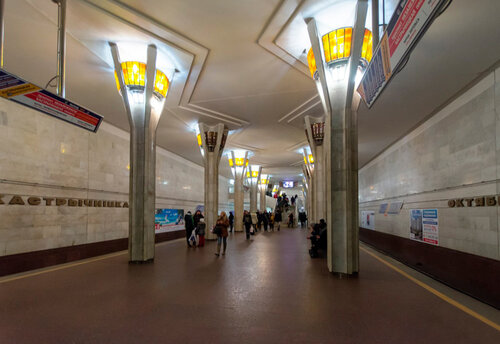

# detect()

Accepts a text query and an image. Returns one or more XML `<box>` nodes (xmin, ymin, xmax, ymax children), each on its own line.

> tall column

<box><xmin>302</xmin><ymin>147</ymin><xmax>315</xmax><ymax>223</ymax></box>
<box><xmin>197</xmin><ymin>123</ymin><xmax>228</xmax><ymax>240</ymax></box>
<box><xmin>305</xmin><ymin>115</ymin><xmax>326</xmax><ymax>222</ymax></box>
<box><xmin>259</xmin><ymin>173</ymin><xmax>269</xmax><ymax>212</ymax></box>
<box><xmin>302</xmin><ymin>164</ymin><xmax>312</xmax><ymax>224</ymax></box>
<box><xmin>110</xmin><ymin>43</ymin><xmax>170</xmax><ymax>263</ymax></box>
<box><xmin>228</xmin><ymin>151</ymin><xmax>249</xmax><ymax>232</ymax></box>
<box><xmin>247</xmin><ymin>165</ymin><xmax>262</xmax><ymax>213</ymax></box>
<box><xmin>306</xmin><ymin>0</ymin><xmax>369</xmax><ymax>275</ymax></box>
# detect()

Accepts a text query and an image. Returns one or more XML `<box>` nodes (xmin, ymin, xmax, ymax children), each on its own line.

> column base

<box><xmin>331</xmin><ymin>271</ymin><xmax>359</xmax><ymax>279</ymax></box>
<box><xmin>129</xmin><ymin>258</ymin><xmax>154</xmax><ymax>264</ymax></box>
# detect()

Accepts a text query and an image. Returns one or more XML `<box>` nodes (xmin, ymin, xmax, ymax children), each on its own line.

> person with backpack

<box><xmin>184</xmin><ymin>211</ymin><xmax>195</xmax><ymax>248</ymax></box>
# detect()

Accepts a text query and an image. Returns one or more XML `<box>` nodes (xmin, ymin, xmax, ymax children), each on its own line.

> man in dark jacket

<box><xmin>274</xmin><ymin>211</ymin><xmax>282</xmax><ymax>231</ymax></box>
<box><xmin>185</xmin><ymin>211</ymin><xmax>194</xmax><ymax>247</ymax></box>
<box><xmin>229</xmin><ymin>212</ymin><xmax>234</xmax><ymax>232</ymax></box>
<box><xmin>243</xmin><ymin>210</ymin><xmax>252</xmax><ymax>240</ymax></box>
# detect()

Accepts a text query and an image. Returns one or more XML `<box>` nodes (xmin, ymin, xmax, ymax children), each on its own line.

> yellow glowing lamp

<box><xmin>303</xmin><ymin>156</ymin><xmax>307</xmax><ymax>164</ymax></box>
<box><xmin>197</xmin><ymin>134</ymin><xmax>202</xmax><ymax>147</ymax></box>
<box><xmin>115</xmin><ymin>61</ymin><xmax>169</xmax><ymax>98</ymax></box>
<box><xmin>322</xmin><ymin>28</ymin><xmax>372</xmax><ymax>65</ymax></box>
<box><xmin>308</xmin><ymin>154</ymin><xmax>314</xmax><ymax>164</ymax></box>
<box><xmin>260</xmin><ymin>179</ymin><xmax>268</xmax><ymax>185</ymax></box>
<box><xmin>228</xmin><ymin>158</ymin><xmax>234</xmax><ymax>167</ymax></box>
<box><xmin>235</xmin><ymin>158</ymin><xmax>245</xmax><ymax>167</ymax></box>
<box><xmin>307</xmin><ymin>48</ymin><xmax>317</xmax><ymax>79</ymax></box>
<box><xmin>246</xmin><ymin>170</ymin><xmax>259</xmax><ymax>178</ymax></box>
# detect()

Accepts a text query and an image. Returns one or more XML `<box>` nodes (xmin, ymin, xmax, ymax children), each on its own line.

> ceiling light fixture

<box><xmin>307</xmin><ymin>27</ymin><xmax>373</xmax><ymax>80</ymax></box>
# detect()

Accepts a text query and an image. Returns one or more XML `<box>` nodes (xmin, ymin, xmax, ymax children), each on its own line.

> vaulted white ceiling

<box><xmin>3</xmin><ymin>0</ymin><xmax>499</xmax><ymax>182</ymax></box>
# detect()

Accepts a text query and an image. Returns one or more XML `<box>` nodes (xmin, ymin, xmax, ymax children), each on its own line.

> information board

<box><xmin>0</xmin><ymin>69</ymin><xmax>103</xmax><ymax>132</ymax></box>
<box><xmin>358</xmin><ymin>0</ymin><xmax>446</xmax><ymax>107</ymax></box>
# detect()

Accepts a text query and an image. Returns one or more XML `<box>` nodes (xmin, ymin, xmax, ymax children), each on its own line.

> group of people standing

<box><xmin>184</xmin><ymin>209</ymin><xmax>230</xmax><ymax>257</ymax></box>
<box><xmin>184</xmin><ymin>204</ymin><xmax>306</xmax><ymax>256</ymax></box>
<box><xmin>242</xmin><ymin>210</ymin><xmax>282</xmax><ymax>240</ymax></box>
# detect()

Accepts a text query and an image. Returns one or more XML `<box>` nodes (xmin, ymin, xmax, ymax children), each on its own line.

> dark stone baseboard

<box><xmin>0</xmin><ymin>230</ymin><xmax>185</xmax><ymax>277</ymax></box>
<box><xmin>360</xmin><ymin>227</ymin><xmax>500</xmax><ymax>309</ymax></box>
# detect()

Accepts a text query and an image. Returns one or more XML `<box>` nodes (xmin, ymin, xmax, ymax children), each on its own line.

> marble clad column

<box><xmin>302</xmin><ymin>164</ymin><xmax>313</xmax><ymax>224</ymax></box>
<box><xmin>259</xmin><ymin>173</ymin><xmax>269</xmax><ymax>212</ymax></box>
<box><xmin>305</xmin><ymin>115</ymin><xmax>326</xmax><ymax>222</ymax></box>
<box><xmin>306</xmin><ymin>0</ymin><xmax>368</xmax><ymax>275</ymax></box>
<box><xmin>228</xmin><ymin>151</ymin><xmax>249</xmax><ymax>232</ymax></box>
<box><xmin>197</xmin><ymin>123</ymin><xmax>228</xmax><ymax>240</ymax></box>
<box><xmin>248</xmin><ymin>165</ymin><xmax>262</xmax><ymax>214</ymax></box>
<box><xmin>302</xmin><ymin>147</ymin><xmax>315</xmax><ymax>224</ymax></box>
<box><xmin>110</xmin><ymin>43</ymin><xmax>167</xmax><ymax>263</ymax></box>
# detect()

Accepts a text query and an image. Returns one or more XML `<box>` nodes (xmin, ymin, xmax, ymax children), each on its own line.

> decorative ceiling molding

<box><xmin>278</xmin><ymin>94</ymin><xmax>319</xmax><ymax>122</ymax></box>
<box><xmin>285</xmin><ymin>140</ymin><xmax>308</xmax><ymax>152</ymax></box>
<box><xmin>258</xmin><ymin>0</ymin><xmax>324</xmax><ymax>125</ymax></box>
<box><xmin>257</xmin><ymin>0</ymin><xmax>309</xmax><ymax>76</ymax></box>
<box><xmin>80</xmin><ymin>0</ymin><xmax>248</xmax><ymax>127</ymax></box>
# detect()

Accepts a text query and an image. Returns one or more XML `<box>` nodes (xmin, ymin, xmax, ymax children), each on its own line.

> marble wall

<box><xmin>0</xmin><ymin>98</ymin><xmax>230</xmax><ymax>256</ymax></box>
<box><xmin>359</xmin><ymin>67</ymin><xmax>500</xmax><ymax>260</ymax></box>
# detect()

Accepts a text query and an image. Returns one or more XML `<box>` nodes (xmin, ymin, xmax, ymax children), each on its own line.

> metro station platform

<box><xmin>0</xmin><ymin>228</ymin><xmax>499</xmax><ymax>343</ymax></box>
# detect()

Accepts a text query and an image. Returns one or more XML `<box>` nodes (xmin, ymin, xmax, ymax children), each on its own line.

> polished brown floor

<box><xmin>0</xmin><ymin>228</ymin><xmax>499</xmax><ymax>343</ymax></box>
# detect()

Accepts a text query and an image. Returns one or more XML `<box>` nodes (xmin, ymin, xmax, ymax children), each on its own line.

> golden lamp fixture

<box><xmin>307</xmin><ymin>27</ymin><xmax>373</xmax><ymax>79</ymax></box>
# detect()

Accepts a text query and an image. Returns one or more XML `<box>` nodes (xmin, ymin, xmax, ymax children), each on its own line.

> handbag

<box><xmin>212</xmin><ymin>225</ymin><xmax>222</xmax><ymax>235</ymax></box>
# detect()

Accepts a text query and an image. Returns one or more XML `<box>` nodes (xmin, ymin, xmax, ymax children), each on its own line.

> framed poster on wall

<box><xmin>155</xmin><ymin>209</ymin><xmax>185</xmax><ymax>233</ymax></box>
<box><xmin>361</xmin><ymin>211</ymin><xmax>375</xmax><ymax>230</ymax></box>
<box><xmin>410</xmin><ymin>209</ymin><xmax>438</xmax><ymax>245</ymax></box>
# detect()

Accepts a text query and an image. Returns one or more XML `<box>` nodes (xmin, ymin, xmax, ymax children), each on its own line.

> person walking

<box><xmin>229</xmin><ymin>211</ymin><xmax>234</xmax><ymax>232</ymax></box>
<box><xmin>196</xmin><ymin>218</ymin><xmax>206</xmax><ymax>247</ymax></box>
<box><xmin>269</xmin><ymin>212</ymin><xmax>275</xmax><ymax>231</ymax></box>
<box><xmin>243</xmin><ymin>210</ymin><xmax>252</xmax><ymax>240</ymax></box>
<box><xmin>215</xmin><ymin>211</ymin><xmax>230</xmax><ymax>256</ymax></box>
<box><xmin>274</xmin><ymin>210</ymin><xmax>282</xmax><ymax>231</ymax></box>
<box><xmin>184</xmin><ymin>211</ymin><xmax>195</xmax><ymax>247</ymax></box>
<box><xmin>263</xmin><ymin>212</ymin><xmax>269</xmax><ymax>231</ymax></box>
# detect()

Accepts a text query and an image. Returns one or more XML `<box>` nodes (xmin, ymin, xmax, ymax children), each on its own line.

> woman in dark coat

<box><xmin>184</xmin><ymin>211</ymin><xmax>194</xmax><ymax>247</ymax></box>
<box><xmin>193</xmin><ymin>210</ymin><xmax>204</xmax><ymax>227</ymax></box>
<box><xmin>215</xmin><ymin>211</ymin><xmax>230</xmax><ymax>256</ymax></box>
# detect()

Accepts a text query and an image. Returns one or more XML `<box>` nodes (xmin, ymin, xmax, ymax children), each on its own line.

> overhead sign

<box><xmin>0</xmin><ymin>69</ymin><xmax>103</xmax><ymax>132</ymax></box>
<box><xmin>358</xmin><ymin>0</ymin><xmax>447</xmax><ymax>107</ymax></box>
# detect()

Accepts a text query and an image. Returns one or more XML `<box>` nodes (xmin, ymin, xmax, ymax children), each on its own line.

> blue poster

<box><xmin>155</xmin><ymin>208</ymin><xmax>185</xmax><ymax>233</ymax></box>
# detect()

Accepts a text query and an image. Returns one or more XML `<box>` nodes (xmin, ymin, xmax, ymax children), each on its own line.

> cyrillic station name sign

<box><xmin>0</xmin><ymin>194</ymin><xmax>128</xmax><ymax>208</ymax></box>
<box><xmin>448</xmin><ymin>196</ymin><xmax>499</xmax><ymax>208</ymax></box>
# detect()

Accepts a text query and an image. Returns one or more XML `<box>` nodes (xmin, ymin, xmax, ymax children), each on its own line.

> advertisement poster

<box><xmin>387</xmin><ymin>201</ymin><xmax>404</xmax><ymax>214</ymax></box>
<box><xmin>422</xmin><ymin>209</ymin><xmax>439</xmax><ymax>245</ymax></box>
<box><xmin>358</xmin><ymin>0</ymin><xmax>445</xmax><ymax>107</ymax></box>
<box><xmin>379</xmin><ymin>203</ymin><xmax>389</xmax><ymax>214</ymax></box>
<box><xmin>361</xmin><ymin>211</ymin><xmax>375</xmax><ymax>230</ymax></box>
<box><xmin>410</xmin><ymin>209</ymin><xmax>438</xmax><ymax>245</ymax></box>
<box><xmin>0</xmin><ymin>69</ymin><xmax>103</xmax><ymax>132</ymax></box>
<box><xmin>155</xmin><ymin>209</ymin><xmax>185</xmax><ymax>233</ymax></box>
